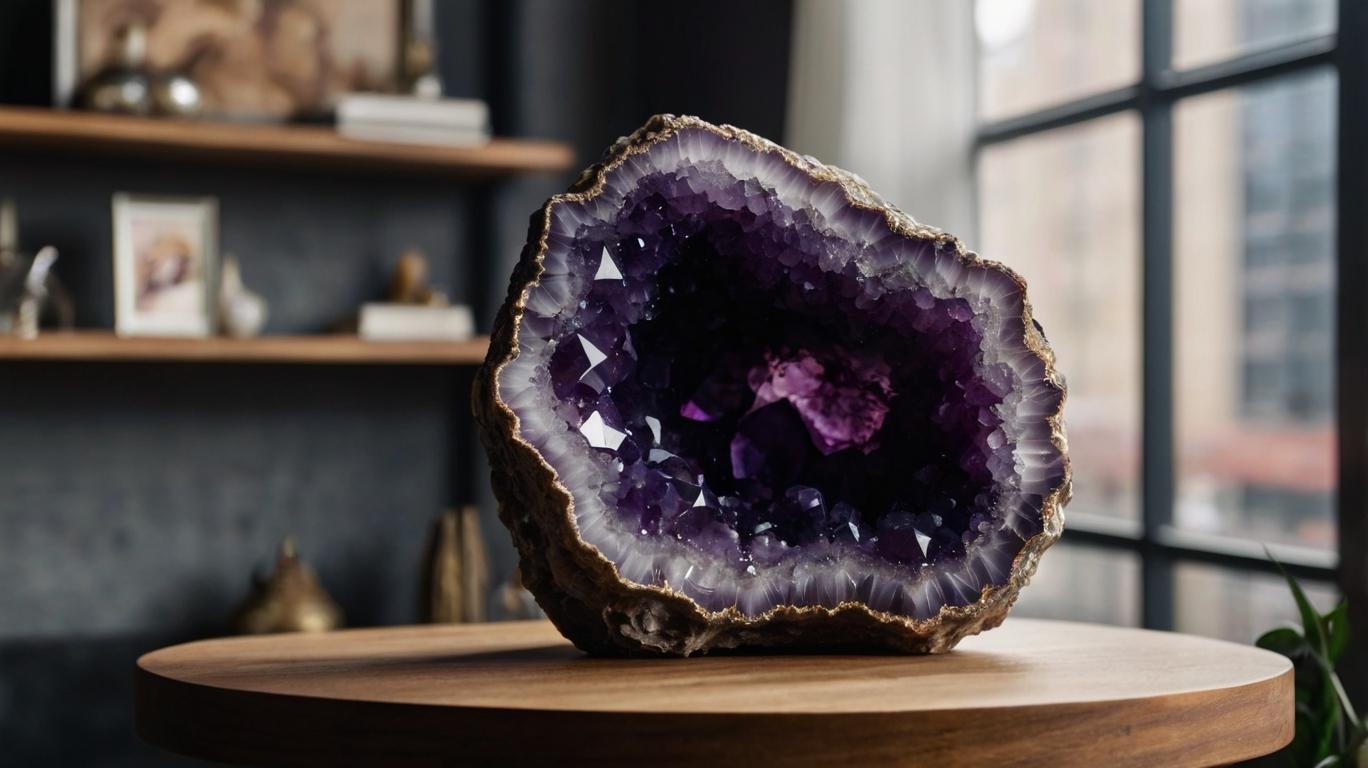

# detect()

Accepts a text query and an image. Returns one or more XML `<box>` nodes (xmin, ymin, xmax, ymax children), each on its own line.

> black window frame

<box><xmin>972</xmin><ymin>0</ymin><xmax>1356</xmax><ymax>641</ymax></box>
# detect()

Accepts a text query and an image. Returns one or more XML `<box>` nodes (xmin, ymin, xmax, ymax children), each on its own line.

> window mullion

<box><xmin>1335</xmin><ymin>0</ymin><xmax>1368</xmax><ymax>701</ymax></box>
<box><xmin>1140</xmin><ymin>0</ymin><xmax>1177</xmax><ymax>631</ymax></box>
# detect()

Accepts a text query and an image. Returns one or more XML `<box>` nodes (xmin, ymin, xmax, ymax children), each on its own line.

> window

<box><xmin>974</xmin><ymin>0</ymin><xmax>1342</xmax><ymax>640</ymax></box>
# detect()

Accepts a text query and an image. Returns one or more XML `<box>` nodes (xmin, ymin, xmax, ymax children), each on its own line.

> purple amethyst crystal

<box><xmin>475</xmin><ymin>115</ymin><xmax>1069</xmax><ymax>656</ymax></box>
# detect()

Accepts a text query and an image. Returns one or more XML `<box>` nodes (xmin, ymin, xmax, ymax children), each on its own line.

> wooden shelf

<box><xmin>0</xmin><ymin>106</ymin><xmax>574</xmax><ymax>177</ymax></box>
<box><xmin>0</xmin><ymin>331</ymin><xmax>489</xmax><ymax>365</ymax></box>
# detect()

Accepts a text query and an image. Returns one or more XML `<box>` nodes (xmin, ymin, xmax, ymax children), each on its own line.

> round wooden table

<box><xmin>135</xmin><ymin>618</ymin><xmax>1293</xmax><ymax>767</ymax></box>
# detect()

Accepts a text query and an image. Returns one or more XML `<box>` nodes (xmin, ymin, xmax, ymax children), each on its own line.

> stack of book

<box><xmin>336</xmin><ymin>94</ymin><xmax>490</xmax><ymax>147</ymax></box>
<box><xmin>358</xmin><ymin>303</ymin><xmax>475</xmax><ymax>342</ymax></box>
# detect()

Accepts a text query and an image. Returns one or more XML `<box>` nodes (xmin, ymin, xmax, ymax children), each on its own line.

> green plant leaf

<box><xmin>1315</xmin><ymin>718</ymin><xmax>1336</xmax><ymax>762</ymax></box>
<box><xmin>1259</xmin><ymin>626</ymin><xmax>1310</xmax><ymax>658</ymax></box>
<box><xmin>1324</xmin><ymin>601</ymin><xmax>1350</xmax><ymax>666</ymax></box>
<box><xmin>1318</xmin><ymin>670</ymin><xmax>1343</xmax><ymax>759</ymax></box>
<box><xmin>1267</xmin><ymin>548</ymin><xmax>1328</xmax><ymax>656</ymax></box>
<box><xmin>1311</xmin><ymin>755</ymin><xmax>1340</xmax><ymax>768</ymax></box>
<box><xmin>1299</xmin><ymin>632</ymin><xmax>1362</xmax><ymax>734</ymax></box>
<box><xmin>1293</xmin><ymin>579</ymin><xmax>1328</xmax><ymax>655</ymax></box>
<box><xmin>1326</xmin><ymin>668</ymin><xmax>1361</xmax><ymax>737</ymax></box>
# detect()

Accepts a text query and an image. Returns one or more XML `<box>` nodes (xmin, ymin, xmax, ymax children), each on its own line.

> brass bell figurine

<box><xmin>230</xmin><ymin>537</ymin><xmax>343</xmax><ymax>635</ymax></box>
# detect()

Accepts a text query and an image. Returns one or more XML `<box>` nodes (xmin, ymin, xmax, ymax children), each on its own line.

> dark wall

<box><xmin>0</xmin><ymin>0</ymin><xmax>792</xmax><ymax>764</ymax></box>
<box><xmin>1</xmin><ymin>363</ymin><xmax>464</xmax><ymax>637</ymax></box>
<box><xmin>0</xmin><ymin>363</ymin><xmax>463</xmax><ymax>767</ymax></box>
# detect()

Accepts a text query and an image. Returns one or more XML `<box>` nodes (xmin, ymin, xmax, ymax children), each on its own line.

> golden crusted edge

<box><xmin>473</xmin><ymin>114</ymin><xmax>1071</xmax><ymax>656</ymax></box>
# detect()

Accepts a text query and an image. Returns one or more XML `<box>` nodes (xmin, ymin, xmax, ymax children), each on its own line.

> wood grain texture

<box><xmin>0</xmin><ymin>331</ymin><xmax>488</xmax><ymax>365</ymax></box>
<box><xmin>135</xmin><ymin>618</ymin><xmax>1294</xmax><ymax>767</ymax></box>
<box><xmin>0</xmin><ymin>107</ymin><xmax>574</xmax><ymax>178</ymax></box>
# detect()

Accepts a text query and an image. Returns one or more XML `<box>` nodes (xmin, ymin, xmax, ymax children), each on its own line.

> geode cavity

<box><xmin>475</xmin><ymin>115</ymin><xmax>1069</xmax><ymax>656</ymax></box>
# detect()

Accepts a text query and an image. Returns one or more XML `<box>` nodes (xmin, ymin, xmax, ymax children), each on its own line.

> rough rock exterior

<box><xmin>474</xmin><ymin>114</ymin><xmax>1070</xmax><ymax>656</ymax></box>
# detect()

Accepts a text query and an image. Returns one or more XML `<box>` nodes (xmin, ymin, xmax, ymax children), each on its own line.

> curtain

<box><xmin>786</xmin><ymin>0</ymin><xmax>976</xmax><ymax>239</ymax></box>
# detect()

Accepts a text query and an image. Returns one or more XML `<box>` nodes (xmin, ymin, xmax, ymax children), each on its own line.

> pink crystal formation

<box><xmin>478</xmin><ymin>115</ymin><xmax>1068</xmax><ymax>655</ymax></box>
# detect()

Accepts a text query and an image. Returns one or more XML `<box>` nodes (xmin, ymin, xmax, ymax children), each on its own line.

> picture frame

<box><xmin>112</xmin><ymin>193</ymin><xmax>218</xmax><ymax>337</ymax></box>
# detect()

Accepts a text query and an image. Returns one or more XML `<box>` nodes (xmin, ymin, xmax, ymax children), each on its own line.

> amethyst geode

<box><xmin>475</xmin><ymin>115</ymin><xmax>1069</xmax><ymax>656</ymax></box>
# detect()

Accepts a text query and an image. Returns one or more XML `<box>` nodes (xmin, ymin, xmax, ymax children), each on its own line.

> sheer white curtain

<box><xmin>785</xmin><ymin>0</ymin><xmax>977</xmax><ymax>239</ymax></box>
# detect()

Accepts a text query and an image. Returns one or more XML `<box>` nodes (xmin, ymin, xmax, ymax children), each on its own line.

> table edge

<box><xmin>134</xmin><ymin>648</ymin><xmax>1295</xmax><ymax>768</ymax></box>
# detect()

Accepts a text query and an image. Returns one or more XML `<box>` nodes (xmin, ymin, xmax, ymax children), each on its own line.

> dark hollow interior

<box><xmin>550</xmin><ymin>169</ymin><xmax>1008</xmax><ymax>569</ymax></box>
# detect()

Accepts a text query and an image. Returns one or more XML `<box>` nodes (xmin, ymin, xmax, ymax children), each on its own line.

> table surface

<box><xmin>135</xmin><ymin>618</ymin><xmax>1294</xmax><ymax>767</ymax></box>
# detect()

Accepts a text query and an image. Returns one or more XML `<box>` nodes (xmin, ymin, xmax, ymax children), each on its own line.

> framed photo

<box><xmin>112</xmin><ymin>194</ymin><xmax>218</xmax><ymax>337</ymax></box>
<box><xmin>53</xmin><ymin>0</ymin><xmax>404</xmax><ymax>120</ymax></box>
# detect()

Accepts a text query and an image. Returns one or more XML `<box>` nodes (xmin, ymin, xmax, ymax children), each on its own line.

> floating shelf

<box><xmin>0</xmin><ymin>106</ymin><xmax>574</xmax><ymax>177</ymax></box>
<box><xmin>0</xmin><ymin>331</ymin><xmax>490</xmax><ymax>365</ymax></box>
